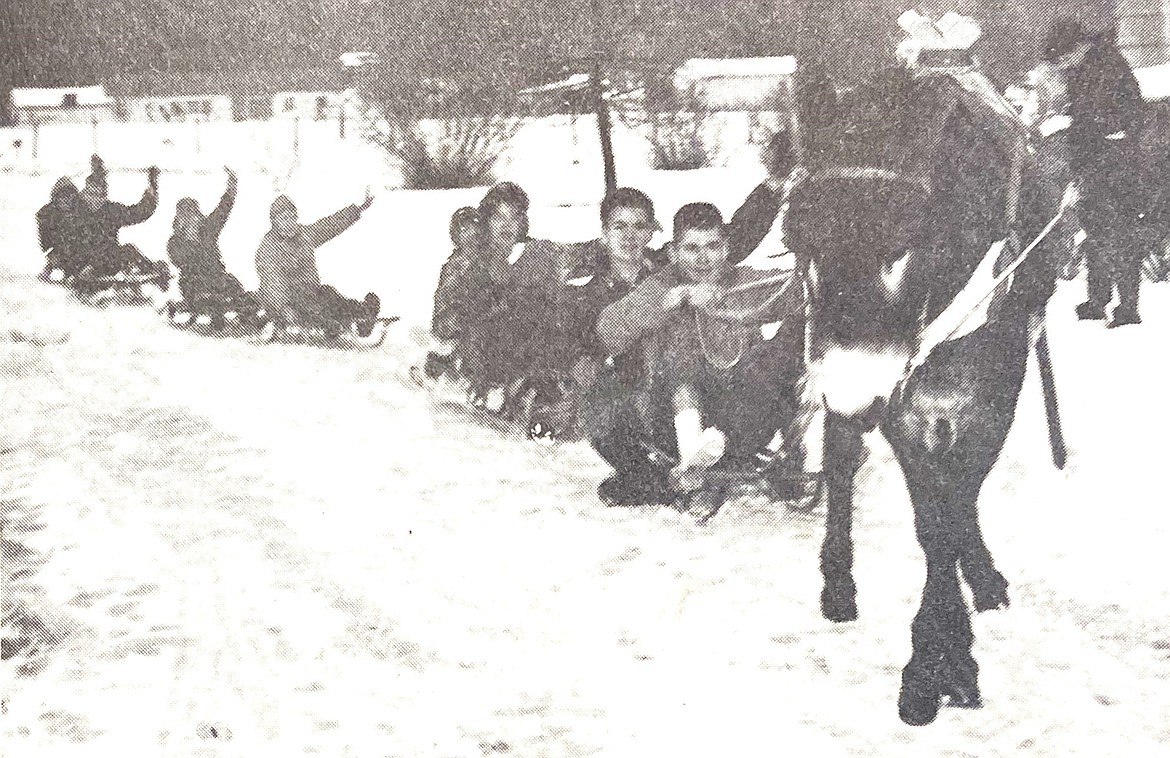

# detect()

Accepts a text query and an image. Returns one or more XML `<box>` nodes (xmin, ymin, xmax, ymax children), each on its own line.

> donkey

<box><xmin>785</xmin><ymin>68</ymin><xmax>1066</xmax><ymax>726</ymax></box>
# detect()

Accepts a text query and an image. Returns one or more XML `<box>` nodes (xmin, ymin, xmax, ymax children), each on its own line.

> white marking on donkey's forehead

<box><xmin>810</xmin><ymin>346</ymin><xmax>911</xmax><ymax>418</ymax></box>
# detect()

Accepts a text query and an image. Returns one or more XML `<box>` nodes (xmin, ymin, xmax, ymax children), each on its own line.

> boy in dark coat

<box><xmin>72</xmin><ymin>156</ymin><xmax>167</xmax><ymax>287</ymax></box>
<box><xmin>1045</xmin><ymin>20</ymin><xmax>1146</xmax><ymax>327</ymax></box>
<box><xmin>425</xmin><ymin>207</ymin><xmax>480</xmax><ymax>380</ymax></box>
<box><xmin>167</xmin><ymin>167</ymin><xmax>259</xmax><ymax>326</ymax></box>
<box><xmin>255</xmin><ymin>191</ymin><xmax>379</xmax><ymax>337</ymax></box>
<box><xmin>36</xmin><ymin>176</ymin><xmax>81</xmax><ymax>279</ymax></box>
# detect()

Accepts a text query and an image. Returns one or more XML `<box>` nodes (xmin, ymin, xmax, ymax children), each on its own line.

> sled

<box><xmin>72</xmin><ymin>271</ymin><xmax>168</xmax><ymax>308</ymax></box>
<box><xmin>634</xmin><ymin>437</ymin><xmax>824</xmax><ymax>524</ymax></box>
<box><xmin>253</xmin><ymin>316</ymin><xmax>398</xmax><ymax>350</ymax></box>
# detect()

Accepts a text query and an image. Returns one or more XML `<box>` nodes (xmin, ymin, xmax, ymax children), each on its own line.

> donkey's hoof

<box><xmin>820</xmin><ymin>587</ymin><xmax>858</xmax><ymax>623</ymax></box>
<box><xmin>899</xmin><ymin>665</ymin><xmax>942</xmax><ymax>726</ymax></box>
<box><xmin>971</xmin><ymin>574</ymin><xmax>1010</xmax><ymax>613</ymax></box>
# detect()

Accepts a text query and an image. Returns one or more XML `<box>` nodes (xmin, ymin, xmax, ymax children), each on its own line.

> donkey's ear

<box><xmin>796</xmin><ymin>67</ymin><xmax>840</xmax><ymax>133</ymax></box>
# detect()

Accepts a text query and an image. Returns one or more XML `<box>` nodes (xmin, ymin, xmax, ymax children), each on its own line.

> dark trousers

<box><xmin>1080</xmin><ymin>151</ymin><xmax>1143</xmax><ymax>313</ymax></box>
<box><xmin>286</xmin><ymin>285</ymin><xmax>367</xmax><ymax>328</ymax></box>
<box><xmin>89</xmin><ymin>244</ymin><xmax>156</xmax><ymax>278</ymax></box>
<box><xmin>588</xmin><ymin>325</ymin><xmax>805</xmax><ymax>480</ymax></box>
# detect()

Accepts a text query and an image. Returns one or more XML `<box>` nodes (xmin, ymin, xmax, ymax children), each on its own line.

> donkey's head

<box><xmin>787</xmin><ymin>71</ymin><xmax>1019</xmax><ymax>417</ymax></box>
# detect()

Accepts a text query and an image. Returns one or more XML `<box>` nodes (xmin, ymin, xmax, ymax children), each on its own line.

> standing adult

<box><xmin>1044</xmin><ymin>20</ymin><xmax>1145</xmax><ymax>327</ymax></box>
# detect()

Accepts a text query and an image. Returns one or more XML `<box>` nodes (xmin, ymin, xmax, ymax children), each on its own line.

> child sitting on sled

<box><xmin>255</xmin><ymin>190</ymin><xmax>380</xmax><ymax>338</ymax></box>
<box><xmin>168</xmin><ymin>167</ymin><xmax>261</xmax><ymax>328</ymax></box>
<box><xmin>36</xmin><ymin>176</ymin><xmax>81</xmax><ymax>280</ymax></box>
<box><xmin>593</xmin><ymin>202</ymin><xmax>808</xmax><ymax>506</ymax></box>
<box><xmin>71</xmin><ymin>156</ymin><xmax>170</xmax><ymax>290</ymax></box>
<box><xmin>424</xmin><ymin>206</ymin><xmax>480</xmax><ymax>380</ymax></box>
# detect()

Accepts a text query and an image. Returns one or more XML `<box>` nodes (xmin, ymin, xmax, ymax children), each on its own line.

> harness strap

<box><xmin>805</xmin><ymin>166</ymin><xmax>931</xmax><ymax>196</ymax></box>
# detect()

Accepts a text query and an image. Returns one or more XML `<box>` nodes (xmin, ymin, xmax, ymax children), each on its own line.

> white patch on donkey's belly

<box><xmin>810</xmin><ymin>347</ymin><xmax>910</xmax><ymax>417</ymax></box>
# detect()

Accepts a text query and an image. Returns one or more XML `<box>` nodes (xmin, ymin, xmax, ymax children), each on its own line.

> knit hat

<box><xmin>1043</xmin><ymin>18</ymin><xmax>1087</xmax><ymax>61</ymax></box>
<box><xmin>50</xmin><ymin>176</ymin><xmax>78</xmax><ymax>201</ymax></box>
<box><xmin>449</xmin><ymin>206</ymin><xmax>479</xmax><ymax>242</ymax></box>
<box><xmin>173</xmin><ymin>197</ymin><xmax>202</xmax><ymax>230</ymax></box>
<box><xmin>270</xmin><ymin>194</ymin><xmax>297</xmax><ymax>220</ymax></box>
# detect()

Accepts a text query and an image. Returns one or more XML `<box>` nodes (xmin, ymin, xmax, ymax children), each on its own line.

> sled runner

<box><xmin>73</xmin><ymin>270</ymin><xmax>169</xmax><ymax>308</ymax></box>
<box><xmin>253</xmin><ymin>316</ymin><xmax>397</xmax><ymax>349</ymax></box>
<box><xmin>166</xmin><ymin>300</ymin><xmax>396</xmax><ymax>349</ymax></box>
<box><xmin>630</xmin><ymin>437</ymin><xmax>825</xmax><ymax>524</ymax></box>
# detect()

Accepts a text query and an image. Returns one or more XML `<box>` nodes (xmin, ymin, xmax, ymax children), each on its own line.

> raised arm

<box><xmin>112</xmin><ymin>165</ymin><xmax>160</xmax><ymax>227</ymax></box>
<box><xmin>304</xmin><ymin>190</ymin><xmax>373</xmax><ymax>248</ymax></box>
<box><xmin>205</xmin><ymin>167</ymin><xmax>238</xmax><ymax>239</ymax></box>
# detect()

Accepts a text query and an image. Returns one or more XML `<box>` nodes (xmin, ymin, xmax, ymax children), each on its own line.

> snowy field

<box><xmin>2</xmin><ymin>121</ymin><xmax>1170</xmax><ymax>757</ymax></box>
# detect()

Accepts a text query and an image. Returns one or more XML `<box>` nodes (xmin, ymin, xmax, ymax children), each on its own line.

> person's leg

<box><xmin>1110</xmin><ymin>228</ymin><xmax>1143</xmax><ymax>327</ymax></box>
<box><xmin>1077</xmin><ymin>186</ymin><xmax>1112</xmax><ymax>319</ymax></box>
<box><xmin>586</xmin><ymin>375</ymin><xmax>674</xmax><ymax>505</ymax></box>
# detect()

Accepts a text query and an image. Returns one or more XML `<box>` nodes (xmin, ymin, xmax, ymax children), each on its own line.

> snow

<box><xmin>2</xmin><ymin>120</ymin><xmax>1170</xmax><ymax>756</ymax></box>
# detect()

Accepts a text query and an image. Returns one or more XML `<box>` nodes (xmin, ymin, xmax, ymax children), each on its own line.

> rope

<box><xmin>904</xmin><ymin>194</ymin><xmax>1069</xmax><ymax>375</ymax></box>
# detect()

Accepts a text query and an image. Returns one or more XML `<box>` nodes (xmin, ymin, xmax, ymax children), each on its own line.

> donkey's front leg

<box><xmin>820</xmin><ymin>413</ymin><xmax>866</xmax><ymax>623</ymax></box>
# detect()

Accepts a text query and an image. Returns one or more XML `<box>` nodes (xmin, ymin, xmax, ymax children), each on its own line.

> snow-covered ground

<box><xmin>2</xmin><ymin>122</ymin><xmax>1169</xmax><ymax>757</ymax></box>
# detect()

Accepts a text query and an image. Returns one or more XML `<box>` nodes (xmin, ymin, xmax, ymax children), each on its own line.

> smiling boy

<box><xmin>592</xmin><ymin>202</ymin><xmax>806</xmax><ymax>505</ymax></box>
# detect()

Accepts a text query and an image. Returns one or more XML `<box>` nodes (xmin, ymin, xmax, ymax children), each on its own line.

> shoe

<box><xmin>1107</xmin><ymin>307</ymin><xmax>1141</xmax><ymax>329</ymax></box>
<box><xmin>257</xmin><ymin>321</ymin><xmax>278</xmax><ymax>343</ymax></box>
<box><xmin>424</xmin><ymin>351</ymin><xmax>453</xmax><ymax>380</ymax></box>
<box><xmin>356</xmin><ymin>292</ymin><xmax>381</xmax><ymax>338</ymax></box>
<box><xmin>1075</xmin><ymin>301</ymin><xmax>1106</xmax><ymax>321</ymax></box>
<box><xmin>598</xmin><ymin>473</ymin><xmax>675</xmax><ymax>507</ymax></box>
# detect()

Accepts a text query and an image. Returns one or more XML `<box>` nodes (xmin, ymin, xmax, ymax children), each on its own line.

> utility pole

<box><xmin>591</xmin><ymin>0</ymin><xmax>617</xmax><ymax>197</ymax></box>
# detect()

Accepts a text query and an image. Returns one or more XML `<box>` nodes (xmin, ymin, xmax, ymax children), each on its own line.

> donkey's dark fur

<box><xmin>787</xmin><ymin>69</ymin><xmax>1063</xmax><ymax>726</ymax></box>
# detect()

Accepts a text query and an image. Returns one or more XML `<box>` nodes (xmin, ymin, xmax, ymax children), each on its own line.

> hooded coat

<box><xmin>36</xmin><ymin>178</ymin><xmax>80</xmax><ymax>271</ymax></box>
<box><xmin>168</xmin><ymin>181</ymin><xmax>238</xmax><ymax>300</ymax></box>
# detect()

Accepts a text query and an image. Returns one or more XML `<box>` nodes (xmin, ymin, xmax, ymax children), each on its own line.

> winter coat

<box><xmin>168</xmin><ymin>184</ymin><xmax>236</xmax><ymax>297</ymax></box>
<box><xmin>431</xmin><ymin>248</ymin><xmax>475</xmax><ymax>340</ymax></box>
<box><xmin>596</xmin><ymin>263</ymin><xmax>802</xmax><ymax>392</ymax></box>
<box><xmin>72</xmin><ymin>190</ymin><xmax>157</xmax><ymax>271</ymax></box>
<box><xmin>254</xmin><ymin>205</ymin><xmax>362</xmax><ymax>315</ymax></box>
<box><xmin>1066</xmin><ymin>42</ymin><xmax>1144</xmax><ymax>176</ymax></box>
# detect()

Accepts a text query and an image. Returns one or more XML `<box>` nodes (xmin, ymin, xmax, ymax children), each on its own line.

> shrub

<box><xmin>362</xmin><ymin>75</ymin><xmax>525</xmax><ymax>190</ymax></box>
<box><xmin>367</xmin><ymin>113</ymin><xmax>522</xmax><ymax>190</ymax></box>
<box><xmin>646</xmin><ymin>110</ymin><xmax>713</xmax><ymax>171</ymax></box>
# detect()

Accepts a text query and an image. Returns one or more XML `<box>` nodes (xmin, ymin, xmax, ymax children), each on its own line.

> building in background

<box><xmin>9</xmin><ymin>86</ymin><xmax>116</xmax><ymax>124</ymax></box>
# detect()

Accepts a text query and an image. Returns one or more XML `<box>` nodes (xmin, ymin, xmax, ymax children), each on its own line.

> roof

<box><xmin>11</xmin><ymin>85</ymin><xmax>113</xmax><ymax>108</ymax></box>
<box><xmin>107</xmin><ymin>68</ymin><xmax>346</xmax><ymax>99</ymax></box>
<box><xmin>1135</xmin><ymin>63</ymin><xmax>1170</xmax><ymax>102</ymax></box>
<box><xmin>673</xmin><ymin>56</ymin><xmax>797</xmax><ymax>91</ymax></box>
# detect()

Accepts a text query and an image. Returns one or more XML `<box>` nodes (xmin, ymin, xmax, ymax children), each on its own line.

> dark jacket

<box><xmin>431</xmin><ymin>248</ymin><xmax>475</xmax><ymax>340</ymax></box>
<box><xmin>72</xmin><ymin>190</ymin><xmax>157</xmax><ymax>270</ymax></box>
<box><xmin>1066</xmin><ymin>42</ymin><xmax>1144</xmax><ymax>176</ymax></box>
<box><xmin>168</xmin><ymin>183</ymin><xmax>236</xmax><ymax>294</ymax></box>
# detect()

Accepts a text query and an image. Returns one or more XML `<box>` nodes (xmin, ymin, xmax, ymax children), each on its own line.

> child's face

<box><xmin>672</xmin><ymin>226</ymin><xmax>729</xmax><ymax>284</ymax></box>
<box><xmin>176</xmin><ymin>209</ymin><xmax>201</xmax><ymax>241</ymax></box>
<box><xmin>273</xmin><ymin>209</ymin><xmax>299</xmax><ymax>237</ymax></box>
<box><xmin>603</xmin><ymin>206</ymin><xmax>654</xmax><ymax>265</ymax></box>
<box><xmin>455</xmin><ymin>220</ymin><xmax>479</xmax><ymax>252</ymax></box>
<box><xmin>484</xmin><ymin>203</ymin><xmax>525</xmax><ymax>250</ymax></box>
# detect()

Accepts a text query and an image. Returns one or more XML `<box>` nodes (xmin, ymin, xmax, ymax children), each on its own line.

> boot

<box><xmin>1075</xmin><ymin>300</ymin><xmax>1106</xmax><ymax>321</ymax></box>
<box><xmin>355</xmin><ymin>292</ymin><xmax>381</xmax><ymax>337</ymax></box>
<box><xmin>1107</xmin><ymin>306</ymin><xmax>1141</xmax><ymax>328</ymax></box>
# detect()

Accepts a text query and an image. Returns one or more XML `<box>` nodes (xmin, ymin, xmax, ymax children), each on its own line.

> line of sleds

<box><xmin>39</xmin><ymin>265</ymin><xmax>396</xmax><ymax>349</ymax></box>
<box><xmin>408</xmin><ymin>344</ymin><xmax>825</xmax><ymax>520</ymax></box>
